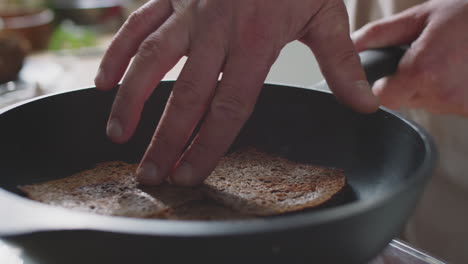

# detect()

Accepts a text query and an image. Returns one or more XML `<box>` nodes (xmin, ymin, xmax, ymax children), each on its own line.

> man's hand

<box><xmin>353</xmin><ymin>0</ymin><xmax>468</xmax><ymax>115</ymax></box>
<box><xmin>95</xmin><ymin>0</ymin><xmax>378</xmax><ymax>186</ymax></box>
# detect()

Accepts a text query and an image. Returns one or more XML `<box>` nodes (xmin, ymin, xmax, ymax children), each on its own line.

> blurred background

<box><xmin>0</xmin><ymin>0</ymin><xmax>323</xmax><ymax>108</ymax></box>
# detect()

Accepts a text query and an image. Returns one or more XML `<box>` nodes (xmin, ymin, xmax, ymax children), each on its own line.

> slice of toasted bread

<box><xmin>19</xmin><ymin>161</ymin><xmax>202</xmax><ymax>218</ymax></box>
<box><xmin>19</xmin><ymin>148</ymin><xmax>346</xmax><ymax>219</ymax></box>
<box><xmin>202</xmin><ymin>148</ymin><xmax>346</xmax><ymax>216</ymax></box>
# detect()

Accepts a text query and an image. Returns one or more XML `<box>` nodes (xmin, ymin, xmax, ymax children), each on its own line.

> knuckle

<box><xmin>235</xmin><ymin>21</ymin><xmax>279</xmax><ymax>59</ymax></box>
<box><xmin>240</xmin><ymin>27</ymin><xmax>276</xmax><ymax>57</ymax></box>
<box><xmin>245</xmin><ymin>27</ymin><xmax>273</xmax><ymax>46</ymax></box>
<box><xmin>170</xmin><ymin>79</ymin><xmax>204</xmax><ymax>111</ymax></box>
<box><xmin>202</xmin><ymin>0</ymin><xmax>229</xmax><ymax>21</ymax></box>
<box><xmin>311</xmin><ymin>0</ymin><xmax>349</xmax><ymax>36</ymax></box>
<box><xmin>103</xmin><ymin>38</ymin><xmax>121</xmax><ymax>57</ymax></box>
<box><xmin>234</xmin><ymin>31</ymin><xmax>279</xmax><ymax>66</ymax></box>
<box><xmin>125</xmin><ymin>8</ymin><xmax>152</xmax><ymax>31</ymax></box>
<box><xmin>171</xmin><ymin>0</ymin><xmax>192</xmax><ymax>14</ymax></box>
<box><xmin>136</xmin><ymin>35</ymin><xmax>165</xmax><ymax>62</ymax></box>
<box><xmin>326</xmin><ymin>48</ymin><xmax>360</xmax><ymax>68</ymax></box>
<box><xmin>329</xmin><ymin>4</ymin><xmax>349</xmax><ymax>23</ymax></box>
<box><xmin>211</xmin><ymin>93</ymin><xmax>252</xmax><ymax>123</ymax></box>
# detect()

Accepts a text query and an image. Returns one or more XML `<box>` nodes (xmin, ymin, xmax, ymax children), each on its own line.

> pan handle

<box><xmin>359</xmin><ymin>46</ymin><xmax>407</xmax><ymax>85</ymax></box>
<box><xmin>0</xmin><ymin>188</ymin><xmax>107</xmax><ymax>236</ymax></box>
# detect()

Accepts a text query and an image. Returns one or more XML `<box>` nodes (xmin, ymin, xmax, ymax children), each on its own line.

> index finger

<box><xmin>95</xmin><ymin>0</ymin><xmax>172</xmax><ymax>91</ymax></box>
<box><xmin>300</xmin><ymin>0</ymin><xmax>379</xmax><ymax>113</ymax></box>
<box><xmin>169</xmin><ymin>50</ymin><xmax>278</xmax><ymax>186</ymax></box>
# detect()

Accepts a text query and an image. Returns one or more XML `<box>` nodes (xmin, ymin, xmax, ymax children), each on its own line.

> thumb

<box><xmin>352</xmin><ymin>4</ymin><xmax>429</xmax><ymax>52</ymax></box>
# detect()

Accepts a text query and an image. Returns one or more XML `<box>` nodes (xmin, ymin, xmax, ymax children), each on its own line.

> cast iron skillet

<box><xmin>0</xmin><ymin>47</ymin><xmax>436</xmax><ymax>264</ymax></box>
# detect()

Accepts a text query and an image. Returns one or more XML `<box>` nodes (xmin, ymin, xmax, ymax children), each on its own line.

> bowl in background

<box><xmin>0</xmin><ymin>9</ymin><xmax>54</xmax><ymax>51</ymax></box>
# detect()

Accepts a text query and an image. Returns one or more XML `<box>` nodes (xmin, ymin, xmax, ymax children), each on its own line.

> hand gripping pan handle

<box><xmin>310</xmin><ymin>46</ymin><xmax>406</xmax><ymax>92</ymax></box>
<box><xmin>359</xmin><ymin>46</ymin><xmax>407</xmax><ymax>85</ymax></box>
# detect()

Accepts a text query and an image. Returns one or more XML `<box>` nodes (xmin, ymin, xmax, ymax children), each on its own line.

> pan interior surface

<box><xmin>0</xmin><ymin>81</ymin><xmax>432</xmax><ymax>229</ymax></box>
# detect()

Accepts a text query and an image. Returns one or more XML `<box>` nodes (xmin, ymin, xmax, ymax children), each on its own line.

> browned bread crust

<box><xmin>19</xmin><ymin>162</ymin><xmax>169</xmax><ymax>218</ymax></box>
<box><xmin>203</xmin><ymin>148</ymin><xmax>346</xmax><ymax>216</ymax></box>
<box><xmin>19</xmin><ymin>148</ymin><xmax>345</xmax><ymax>220</ymax></box>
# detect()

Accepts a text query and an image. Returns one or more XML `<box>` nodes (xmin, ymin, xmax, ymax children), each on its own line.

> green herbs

<box><xmin>48</xmin><ymin>20</ymin><xmax>97</xmax><ymax>51</ymax></box>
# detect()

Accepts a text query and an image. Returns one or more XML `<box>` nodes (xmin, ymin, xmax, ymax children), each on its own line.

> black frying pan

<box><xmin>0</xmin><ymin>47</ymin><xmax>436</xmax><ymax>264</ymax></box>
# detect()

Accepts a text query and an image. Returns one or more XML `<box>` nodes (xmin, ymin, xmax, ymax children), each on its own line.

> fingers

<box><xmin>352</xmin><ymin>4</ymin><xmax>428</xmax><ymax>52</ymax></box>
<box><xmin>106</xmin><ymin>14</ymin><xmax>190</xmax><ymax>144</ymax></box>
<box><xmin>349</xmin><ymin>3</ymin><xmax>431</xmax><ymax>110</ymax></box>
<box><xmin>95</xmin><ymin>0</ymin><xmax>172</xmax><ymax>91</ymax></box>
<box><xmin>169</xmin><ymin>50</ymin><xmax>277</xmax><ymax>186</ymax></box>
<box><xmin>368</xmin><ymin>40</ymin><xmax>426</xmax><ymax>109</ymax></box>
<box><xmin>136</xmin><ymin>41</ymin><xmax>225</xmax><ymax>185</ymax></box>
<box><xmin>371</xmin><ymin>75</ymin><xmax>417</xmax><ymax>109</ymax></box>
<box><xmin>407</xmin><ymin>76</ymin><xmax>468</xmax><ymax>115</ymax></box>
<box><xmin>301</xmin><ymin>1</ymin><xmax>378</xmax><ymax>114</ymax></box>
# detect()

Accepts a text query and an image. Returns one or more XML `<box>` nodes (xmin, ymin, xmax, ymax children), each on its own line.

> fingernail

<box><xmin>107</xmin><ymin>118</ymin><xmax>123</xmax><ymax>139</ymax></box>
<box><xmin>172</xmin><ymin>162</ymin><xmax>193</xmax><ymax>186</ymax></box>
<box><xmin>136</xmin><ymin>162</ymin><xmax>159</xmax><ymax>184</ymax></box>
<box><xmin>372</xmin><ymin>79</ymin><xmax>386</xmax><ymax>96</ymax></box>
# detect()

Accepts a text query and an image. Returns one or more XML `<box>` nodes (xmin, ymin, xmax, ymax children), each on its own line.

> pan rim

<box><xmin>0</xmin><ymin>81</ymin><xmax>437</xmax><ymax>237</ymax></box>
